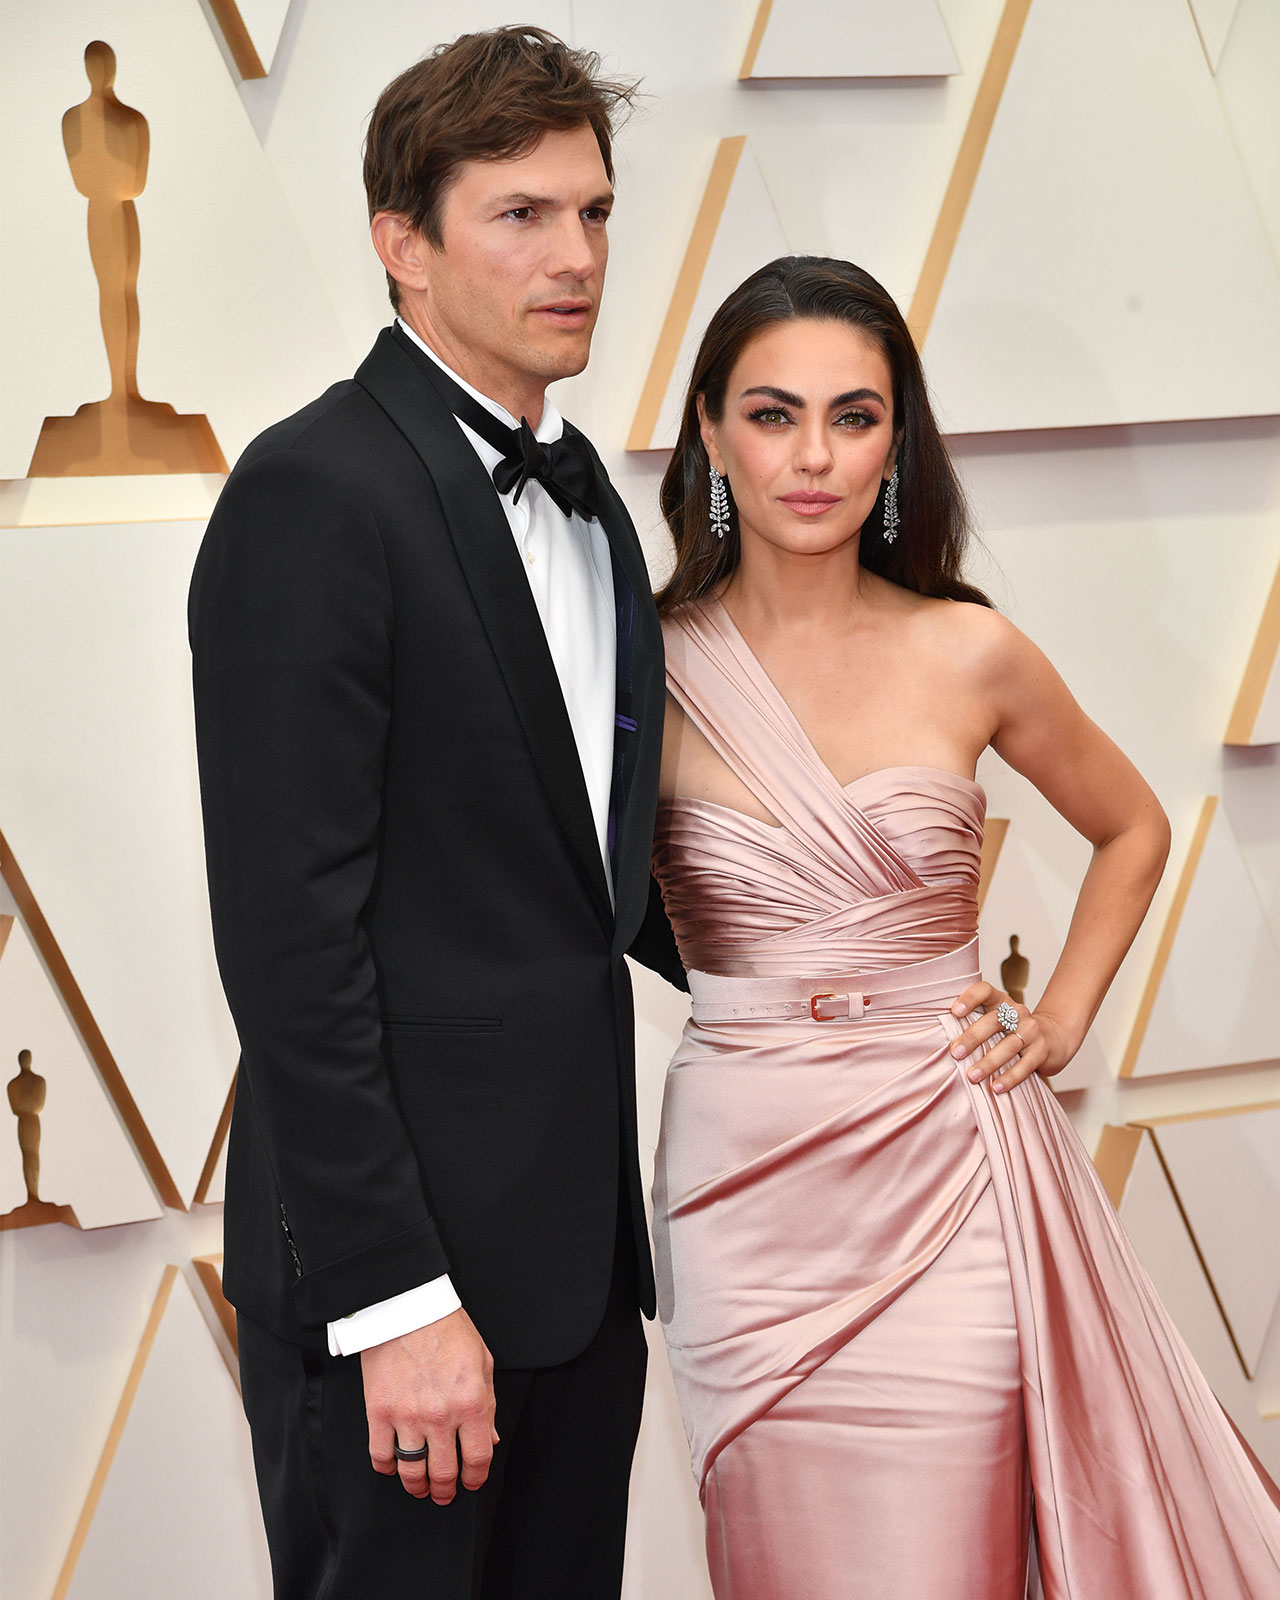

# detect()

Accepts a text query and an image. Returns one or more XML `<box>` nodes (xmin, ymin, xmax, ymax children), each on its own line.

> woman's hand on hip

<box><xmin>947</xmin><ymin>981</ymin><xmax>1073</xmax><ymax>1092</ymax></box>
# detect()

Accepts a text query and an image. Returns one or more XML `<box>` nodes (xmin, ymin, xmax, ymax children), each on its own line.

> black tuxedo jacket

<box><xmin>190</xmin><ymin>326</ymin><xmax>685</xmax><ymax>1366</ymax></box>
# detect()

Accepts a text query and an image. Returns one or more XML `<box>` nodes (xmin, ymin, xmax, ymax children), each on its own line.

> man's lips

<box><xmin>531</xmin><ymin>300</ymin><xmax>592</xmax><ymax>324</ymax></box>
<box><xmin>779</xmin><ymin>491</ymin><xmax>842</xmax><ymax>515</ymax></box>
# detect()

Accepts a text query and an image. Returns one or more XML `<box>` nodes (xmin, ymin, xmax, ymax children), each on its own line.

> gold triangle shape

<box><xmin>51</xmin><ymin>1266</ymin><xmax>180</xmax><ymax>1600</ymax></box>
<box><xmin>192</xmin><ymin>1071</ymin><xmax>235</xmax><ymax>1207</ymax></box>
<box><xmin>1093</xmin><ymin>1122</ymin><xmax>1145</xmax><ymax>1208</ymax></box>
<box><xmin>0</xmin><ymin>828</ymin><xmax>181</xmax><ymax>1208</ymax></box>
<box><xmin>740</xmin><ymin>0</ymin><xmax>775</xmax><ymax>78</ymax></box>
<box><xmin>192</xmin><ymin>1250</ymin><xmax>239</xmax><ymax>1370</ymax></box>
<box><xmin>977</xmin><ymin>815</ymin><xmax>1010</xmax><ymax>915</ymax></box>
<box><xmin>906</xmin><ymin>0</ymin><xmax>1033</xmax><ymax>348</ymax></box>
<box><xmin>207</xmin><ymin>0</ymin><xmax>270</xmax><ymax>78</ymax></box>
<box><xmin>1119</xmin><ymin>797</ymin><xmax>1217</xmax><ymax>1078</ymax></box>
<box><xmin>627</xmin><ymin>137</ymin><xmax>746</xmax><ymax>451</ymax></box>
<box><xmin>1225</xmin><ymin>559</ymin><xmax>1280</xmax><ymax>745</ymax></box>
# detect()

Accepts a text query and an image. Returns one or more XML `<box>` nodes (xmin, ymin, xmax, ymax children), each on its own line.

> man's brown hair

<box><xmin>364</xmin><ymin>25</ymin><xmax>637</xmax><ymax>307</ymax></box>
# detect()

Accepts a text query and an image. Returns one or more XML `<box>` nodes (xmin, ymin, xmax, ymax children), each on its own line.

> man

<box><xmin>189</xmin><ymin>27</ymin><xmax>684</xmax><ymax>1599</ymax></box>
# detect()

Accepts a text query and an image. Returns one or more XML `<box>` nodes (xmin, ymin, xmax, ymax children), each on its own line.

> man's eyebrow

<box><xmin>489</xmin><ymin>190</ymin><xmax>615</xmax><ymax>209</ymax></box>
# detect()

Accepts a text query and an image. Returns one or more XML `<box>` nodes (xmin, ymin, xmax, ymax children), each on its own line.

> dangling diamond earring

<box><xmin>882</xmin><ymin>465</ymin><xmax>900</xmax><ymax>544</ymax></box>
<box><xmin>709</xmin><ymin>467</ymin><xmax>731</xmax><ymax>540</ymax></box>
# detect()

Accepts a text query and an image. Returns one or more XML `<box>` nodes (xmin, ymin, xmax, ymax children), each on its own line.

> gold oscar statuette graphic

<box><xmin>1001</xmin><ymin>934</ymin><xmax>1029</xmax><ymax>1006</ymax></box>
<box><xmin>3</xmin><ymin>1049</ymin><xmax>77</xmax><ymax>1229</ymax></box>
<box><xmin>28</xmin><ymin>41</ymin><xmax>227</xmax><ymax>477</ymax></box>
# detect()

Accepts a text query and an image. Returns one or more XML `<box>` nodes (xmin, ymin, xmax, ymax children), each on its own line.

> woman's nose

<box><xmin>793</xmin><ymin>423</ymin><xmax>833</xmax><ymax>474</ymax></box>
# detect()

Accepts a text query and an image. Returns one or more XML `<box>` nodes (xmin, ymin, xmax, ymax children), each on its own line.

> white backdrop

<box><xmin>3</xmin><ymin>2</ymin><xmax>1280</xmax><ymax>1596</ymax></box>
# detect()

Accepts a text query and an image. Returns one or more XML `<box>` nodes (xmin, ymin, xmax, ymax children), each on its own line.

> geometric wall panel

<box><xmin>978</xmin><ymin>818</ymin><xmax>1110</xmax><ymax>1090</ymax></box>
<box><xmin>200</xmin><ymin>1130</ymin><xmax>228</xmax><ymax>1208</ymax></box>
<box><xmin>1188</xmin><ymin>0</ymin><xmax>1241</xmax><ymax>70</ymax></box>
<box><xmin>207</xmin><ymin>0</ymin><xmax>293</xmax><ymax>79</ymax></box>
<box><xmin>1144</xmin><ymin>1104</ymin><xmax>1280</xmax><ymax>1376</ymax></box>
<box><xmin>192</xmin><ymin>1251</ymin><xmax>238</xmax><ymax>1366</ymax></box>
<box><xmin>906</xmin><ymin>0</ymin><xmax>1030</xmax><ymax>352</ymax></box>
<box><xmin>1095</xmin><ymin>1124</ymin><xmax>1280</xmax><ymax>1474</ymax></box>
<box><xmin>55</xmin><ymin>1268</ymin><xmax>269</xmax><ymax>1600</ymax></box>
<box><xmin>0</xmin><ymin>523</ymin><xmax>241</xmax><ymax>1203</ymax></box>
<box><xmin>976</xmin><ymin>814</ymin><xmax>1009</xmax><ymax>914</ymax></box>
<box><xmin>740</xmin><ymin>0</ymin><xmax>959</xmax><ymax>79</ymax></box>
<box><xmin>922</xmin><ymin>0</ymin><xmax>1280</xmax><ymax>433</ymax></box>
<box><xmin>1225</xmin><ymin>559</ymin><xmax>1280</xmax><ymax>746</ymax></box>
<box><xmin>1121</xmin><ymin>797</ymin><xmax>1280</xmax><ymax>1077</ymax></box>
<box><xmin>627</xmin><ymin>137</ymin><xmax>789</xmax><ymax>451</ymax></box>
<box><xmin>1214</xmin><ymin>0</ymin><xmax>1280</xmax><ymax>268</ymax></box>
<box><xmin>1</xmin><ymin>0</ymin><xmax>351</xmax><ymax>480</ymax></box>
<box><xmin>192</xmin><ymin>1077</ymin><xmax>234</xmax><ymax>1209</ymax></box>
<box><xmin>0</xmin><ymin>908</ymin><xmax>161</xmax><ymax>1229</ymax></box>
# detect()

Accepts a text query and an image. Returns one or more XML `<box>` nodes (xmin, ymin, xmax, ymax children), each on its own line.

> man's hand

<box><xmin>361</xmin><ymin>1308</ymin><xmax>497</xmax><ymax>1503</ymax></box>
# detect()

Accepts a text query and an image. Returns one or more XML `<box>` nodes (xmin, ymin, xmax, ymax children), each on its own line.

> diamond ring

<box><xmin>996</xmin><ymin>1001</ymin><xmax>1020</xmax><ymax>1034</ymax></box>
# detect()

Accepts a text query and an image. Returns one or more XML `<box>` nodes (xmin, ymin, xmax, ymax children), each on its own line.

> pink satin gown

<box><xmin>651</xmin><ymin>596</ymin><xmax>1280</xmax><ymax>1599</ymax></box>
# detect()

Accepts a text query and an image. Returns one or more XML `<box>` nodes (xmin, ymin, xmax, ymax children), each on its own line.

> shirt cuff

<box><xmin>326</xmin><ymin>1274</ymin><xmax>462</xmax><ymax>1357</ymax></box>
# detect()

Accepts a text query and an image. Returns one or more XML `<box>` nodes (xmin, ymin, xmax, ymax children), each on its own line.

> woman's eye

<box><xmin>747</xmin><ymin>407</ymin><xmax>791</xmax><ymax>426</ymax></box>
<box><xmin>835</xmin><ymin>410</ymin><xmax>874</xmax><ymax>429</ymax></box>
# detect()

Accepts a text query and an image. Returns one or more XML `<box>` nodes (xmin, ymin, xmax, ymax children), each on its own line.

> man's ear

<box><xmin>370</xmin><ymin>213</ymin><xmax>434</xmax><ymax>296</ymax></box>
<box><xmin>696</xmin><ymin>395</ymin><xmax>726</xmax><ymax>476</ymax></box>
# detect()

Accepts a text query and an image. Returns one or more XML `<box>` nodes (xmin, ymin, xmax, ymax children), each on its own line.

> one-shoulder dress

<box><xmin>651</xmin><ymin>596</ymin><xmax>1280</xmax><ymax>1600</ymax></box>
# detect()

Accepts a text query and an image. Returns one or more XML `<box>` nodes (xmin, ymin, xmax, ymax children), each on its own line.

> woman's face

<box><xmin>700</xmin><ymin>317</ymin><xmax>898</xmax><ymax>562</ymax></box>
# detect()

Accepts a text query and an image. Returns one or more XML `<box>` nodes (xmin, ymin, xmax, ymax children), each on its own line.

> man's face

<box><xmin>401</xmin><ymin>124</ymin><xmax>613</xmax><ymax>411</ymax></box>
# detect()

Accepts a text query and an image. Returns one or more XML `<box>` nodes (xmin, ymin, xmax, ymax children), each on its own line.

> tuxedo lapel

<box><xmin>583</xmin><ymin>458</ymin><xmax>666</xmax><ymax>955</ymax></box>
<box><xmin>356</xmin><ymin>329</ymin><xmax>612</xmax><ymax>924</ymax></box>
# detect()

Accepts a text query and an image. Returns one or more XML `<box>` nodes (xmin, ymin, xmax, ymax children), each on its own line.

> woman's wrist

<box><xmin>1029</xmin><ymin>1006</ymin><xmax>1086</xmax><ymax>1076</ymax></box>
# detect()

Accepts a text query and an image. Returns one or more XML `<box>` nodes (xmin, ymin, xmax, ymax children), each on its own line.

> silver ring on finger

<box><xmin>393</xmin><ymin>1440</ymin><xmax>429</xmax><ymax>1462</ymax></box>
<box><xmin>996</xmin><ymin>1001</ymin><xmax>1020</xmax><ymax>1033</ymax></box>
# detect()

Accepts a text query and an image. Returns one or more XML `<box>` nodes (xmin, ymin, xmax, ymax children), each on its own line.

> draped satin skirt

<box><xmin>651</xmin><ymin>942</ymin><xmax>1280</xmax><ymax>1599</ymax></box>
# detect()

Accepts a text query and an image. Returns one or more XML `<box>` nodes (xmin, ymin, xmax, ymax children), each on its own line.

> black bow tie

<box><xmin>395</xmin><ymin>326</ymin><xmax>598</xmax><ymax>521</ymax></box>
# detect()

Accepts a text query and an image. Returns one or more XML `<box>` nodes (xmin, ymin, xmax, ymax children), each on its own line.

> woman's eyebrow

<box><xmin>738</xmin><ymin>386</ymin><xmax>886</xmax><ymax>407</ymax></box>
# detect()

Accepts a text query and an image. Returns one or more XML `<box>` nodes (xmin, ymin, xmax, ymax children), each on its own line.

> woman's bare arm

<box><xmin>949</xmin><ymin>611</ymin><xmax>1170</xmax><ymax>1089</ymax></box>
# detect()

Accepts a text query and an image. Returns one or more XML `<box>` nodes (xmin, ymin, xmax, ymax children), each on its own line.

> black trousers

<box><xmin>238</xmin><ymin>1226</ymin><xmax>647</xmax><ymax>1600</ymax></box>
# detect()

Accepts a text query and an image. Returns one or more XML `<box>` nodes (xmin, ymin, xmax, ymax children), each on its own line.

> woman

<box><xmin>649</xmin><ymin>255</ymin><xmax>1280</xmax><ymax>1598</ymax></box>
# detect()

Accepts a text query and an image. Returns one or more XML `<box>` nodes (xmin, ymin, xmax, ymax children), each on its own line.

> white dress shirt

<box><xmin>327</xmin><ymin>322</ymin><xmax>617</xmax><ymax>1356</ymax></box>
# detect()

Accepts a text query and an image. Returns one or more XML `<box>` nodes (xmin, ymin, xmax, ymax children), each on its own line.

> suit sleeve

<box><xmin>627</xmin><ymin>873</ymin><xmax>689</xmax><ymax>992</ymax></box>
<box><xmin>190</xmin><ymin>447</ymin><xmax>451</xmax><ymax>1326</ymax></box>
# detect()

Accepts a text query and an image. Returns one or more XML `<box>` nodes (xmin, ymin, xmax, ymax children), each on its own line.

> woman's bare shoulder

<box><xmin>896</xmin><ymin>592</ymin><xmax>1031</xmax><ymax>676</ymax></box>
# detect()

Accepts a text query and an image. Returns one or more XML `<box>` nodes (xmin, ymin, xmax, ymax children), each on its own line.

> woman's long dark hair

<box><xmin>656</xmin><ymin>255</ymin><xmax>991</xmax><ymax>612</ymax></box>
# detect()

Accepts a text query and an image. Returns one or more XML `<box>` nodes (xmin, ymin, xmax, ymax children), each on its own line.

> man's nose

<box><xmin>549</xmin><ymin>215</ymin><xmax>598</xmax><ymax>280</ymax></box>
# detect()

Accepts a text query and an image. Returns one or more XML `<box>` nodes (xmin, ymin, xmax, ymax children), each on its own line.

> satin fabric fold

<box><xmin>651</xmin><ymin>597</ymin><xmax>1280</xmax><ymax>1599</ymax></box>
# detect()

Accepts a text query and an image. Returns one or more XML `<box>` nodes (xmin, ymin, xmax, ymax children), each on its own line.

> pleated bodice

<box><xmin>654</xmin><ymin>597</ymin><xmax>984</xmax><ymax>978</ymax></box>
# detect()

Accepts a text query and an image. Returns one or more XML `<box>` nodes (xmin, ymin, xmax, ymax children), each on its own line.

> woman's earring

<box><xmin>709</xmin><ymin>468</ymin><xmax>731</xmax><ymax>540</ymax></box>
<box><xmin>882</xmin><ymin>465</ymin><xmax>900</xmax><ymax>544</ymax></box>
